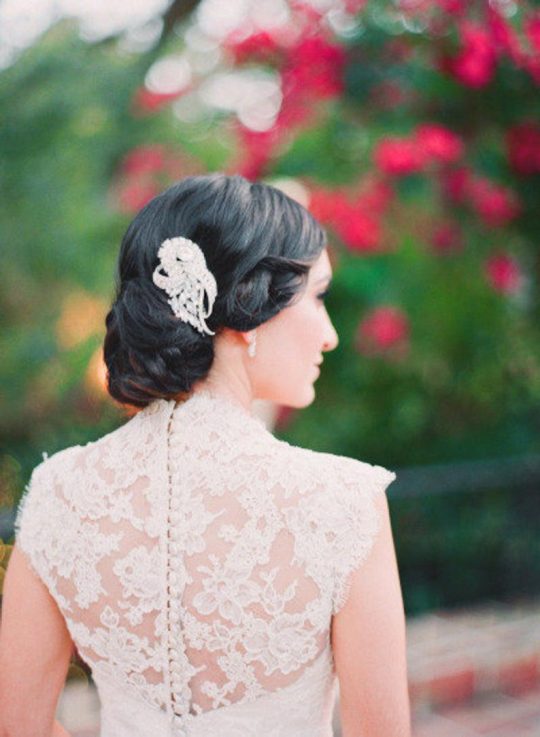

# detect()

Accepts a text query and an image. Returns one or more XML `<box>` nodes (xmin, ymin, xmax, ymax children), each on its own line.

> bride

<box><xmin>0</xmin><ymin>173</ymin><xmax>410</xmax><ymax>737</ymax></box>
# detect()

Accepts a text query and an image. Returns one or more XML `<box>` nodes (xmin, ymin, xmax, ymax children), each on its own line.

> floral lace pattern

<box><xmin>15</xmin><ymin>390</ymin><xmax>396</xmax><ymax>736</ymax></box>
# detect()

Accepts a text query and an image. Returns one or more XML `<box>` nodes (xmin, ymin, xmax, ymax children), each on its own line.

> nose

<box><xmin>322</xmin><ymin>310</ymin><xmax>339</xmax><ymax>352</ymax></box>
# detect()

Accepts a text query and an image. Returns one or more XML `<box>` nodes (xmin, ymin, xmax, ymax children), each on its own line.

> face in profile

<box><xmin>251</xmin><ymin>248</ymin><xmax>339</xmax><ymax>408</ymax></box>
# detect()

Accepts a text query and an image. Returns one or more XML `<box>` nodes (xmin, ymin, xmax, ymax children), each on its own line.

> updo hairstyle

<box><xmin>103</xmin><ymin>173</ymin><xmax>326</xmax><ymax>407</ymax></box>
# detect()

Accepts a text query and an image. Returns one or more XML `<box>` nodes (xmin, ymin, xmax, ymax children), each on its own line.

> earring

<box><xmin>247</xmin><ymin>331</ymin><xmax>257</xmax><ymax>358</ymax></box>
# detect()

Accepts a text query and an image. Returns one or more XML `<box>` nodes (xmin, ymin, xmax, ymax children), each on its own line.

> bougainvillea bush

<box><xmin>114</xmin><ymin>0</ymin><xmax>540</xmax><ymax>466</ymax></box>
<box><xmin>1</xmin><ymin>0</ymin><xmax>539</xmax><ymax>611</ymax></box>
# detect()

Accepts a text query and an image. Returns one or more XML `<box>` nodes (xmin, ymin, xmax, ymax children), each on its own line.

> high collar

<box><xmin>143</xmin><ymin>389</ymin><xmax>271</xmax><ymax>435</ymax></box>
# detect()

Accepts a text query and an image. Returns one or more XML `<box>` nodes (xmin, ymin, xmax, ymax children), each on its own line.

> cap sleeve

<box><xmin>14</xmin><ymin>454</ymin><xmax>61</xmax><ymax>591</ymax></box>
<box><xmin>330</xmin><ymin>461</ymin><xmax>396</xmax><ymax>616</ymax></box>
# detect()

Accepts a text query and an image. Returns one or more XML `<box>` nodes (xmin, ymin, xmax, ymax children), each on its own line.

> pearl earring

<box><xmin>247</xmin><ymin>331</ymin><xmax>257</xmax><ymax>358</ymax></box>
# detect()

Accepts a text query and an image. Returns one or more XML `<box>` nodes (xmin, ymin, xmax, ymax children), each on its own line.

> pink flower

<box><xmin>469</xmin><ymin>177</ymin><xmax>521</xmax><ymax>228</ymax></box>
<box><xmin>308</xmin><ymin>188</ymin><xmax>350</xmax><ymax>224</ymax></box>
<box><xmin>373</xmin><ymin>136</ymin><xmax>424</xmax><ymax>176</ymax></box>
<box><xmin>356</xmin><ymin>306</ymin><xmax>410</xmax><ymax>355</ymax></box>
<box><xmin>121</xmin><ymin>146</ymin><xmax>165</xmax><ymax>176</ymax></box>
<box><xmin>232</xmin><ymin>125</ymin><xmax>283</xmax><ymax>180</ymax></box>
<box><xmin>436</xmin><ymin>0</ymin><xmax>466</xmax><ymax>14</ymax></box>
<box><xmin>431</xmin><ymin>222</ymin><xmax>464</xmax><ymax>254</ymax></box>
<box><xmin>225</xmin><ymin>30</ymin><xmax>285</xmax><ymax>65</ymax></box>
<box><xmin>343</xmin><ymin>0</ymin><xmax>368</xmax><ymax>12</ymax></box>
<box><xmin>333</xmin><ymin>208</ymin><xmax>382</xmax><ymax>253</ymax></box>
<box><xmin>308</xmin><ymin>182</ymin><xmax>391</xmax><ymax>253</ymax></box>
<box><xmin>525</xmin><ymin>13</ymin><xmax>540</xmax><ymax>54</ymax></box>
<box><xmin>117</xmin><ymin>181</ymin><xmax>159</xmax><ymax>213</ymax></box>
<box><xmin>132</xmin><ymin>87</ymin><xmax>187</xmax><ymax>114</ymax></box>
<box><xmin>484</xmin><ymin>253</ymin><xmax>523</xmax><ymax>294</ymax></box>
<box><xmin>284</xmin><ymin>35</ymin><xmax>346</xmax><ymax>99</ymax></box>
<box><xmin>506</xmin><ymin>122</ymin><xmax>540</xmax><ymax>175</ymax></box>
<box><xmin>443</xmin><ymin>21</ymin><xmax>497</xmax><ymax>88</ymax></box>
<box><xmin>487</xmin><ymin>8</ymin><xmax>526</xmax><ymax>66</ymax></box>
<box><xmin>416</xmin><ymin>123</ymin><xmax>464</xmax><ymax>165</ymax></box>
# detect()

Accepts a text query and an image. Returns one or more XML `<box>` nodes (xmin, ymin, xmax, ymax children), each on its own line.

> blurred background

<box><xmin>1</xmin><ymin>0</ymin><xmax>540</xmax><ymax>733</ymax></box>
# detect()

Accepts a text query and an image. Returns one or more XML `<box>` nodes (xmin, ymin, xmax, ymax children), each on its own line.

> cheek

<box><xmin>277</xmin><ymin>303</ymin><xmax>322</xmax><ymax>363</ymax></box>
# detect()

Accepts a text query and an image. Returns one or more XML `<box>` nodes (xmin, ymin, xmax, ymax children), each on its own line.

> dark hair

<box><xmin>103</xmin><ymin>173</ymin><xmax>326</xmax><ymax>407</ymax></box>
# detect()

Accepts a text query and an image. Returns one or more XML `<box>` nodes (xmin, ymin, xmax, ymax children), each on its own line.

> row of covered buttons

<box><xmin>166</xmin><ymin>411</ymin><xmax>192</xmax><ymax>735</ymax></box>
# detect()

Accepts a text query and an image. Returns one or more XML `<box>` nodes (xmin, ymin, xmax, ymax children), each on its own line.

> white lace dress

<box><xmin>15</xmin><ymin>390</ymin><xmax>396</xmax><ymax>737</ymax></box>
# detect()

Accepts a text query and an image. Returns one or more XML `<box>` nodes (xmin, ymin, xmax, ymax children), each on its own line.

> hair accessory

<box><xmin>152</xmin><ymin>236</ymin><xmax>217</xmax><ymax>336</ymax></box>
<box><xmin>247</xmin><ymin>331</ymin><xmax>257</xmax><ymax>358</ymax></box>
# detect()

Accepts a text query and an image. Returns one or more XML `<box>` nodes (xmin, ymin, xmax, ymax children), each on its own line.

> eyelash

<box><xmin>317</xmin><ymin>288</ymin><xmax>330</xmax><ymax>302</ymax></box>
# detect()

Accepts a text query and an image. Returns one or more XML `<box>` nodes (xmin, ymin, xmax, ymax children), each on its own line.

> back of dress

<box><xmin>15</xmin><ymin>391</ymin><xmax>396</xmax><ymax>737</ymax></box>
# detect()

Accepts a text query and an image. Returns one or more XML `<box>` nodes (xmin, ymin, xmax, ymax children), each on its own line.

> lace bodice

<box><xmin>15</xmin><ymin>390</ymin><xmax>396</xmax><ymax>737</ymax></box>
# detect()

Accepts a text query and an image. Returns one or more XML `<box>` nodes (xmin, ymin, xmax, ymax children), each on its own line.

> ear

<box><xmin>238</xmin><ymin>329</ymin><xmax>256</xmax><ymax>347</ymax></box>
<box><xmin>220</xmin><ymin>327</ymin><xmax>254</xmax><ymax>347</ymax></box>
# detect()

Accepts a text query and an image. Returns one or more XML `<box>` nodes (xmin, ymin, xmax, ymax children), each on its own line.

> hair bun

<box><xmin>104</xmin><ymin>280</ymin><xmax>214</xmax><ymax>407</ymax></box>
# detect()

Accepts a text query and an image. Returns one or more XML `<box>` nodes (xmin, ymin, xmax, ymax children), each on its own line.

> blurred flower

<box><xmin>343</xmin><ymin>0</ymin><xmax>368</xmax><ymax>12</ymax></box>
<box><xmin>283</xmin><ymin>35</ymin><xmax>346</xmax><ymax>100</ymax></box>
<box><xmin>333</xmin><ymin>207</ymin><xmax>382</xmax><ymax>253</ymax></box>
<box><xmin>436</xmin><ymin>0</ymin><xmax>466</xmax><ymax>14</ymax></box>
<box><xmin>484</xmin><ymin>252</ymin><xmax>523</xmax><ymax>294</ymax></box>
<box><xmin>506</xmin><ymin>121</ymin><xmax>540</xmax><ymax>175</ymax></box>
<box><xmin>307</xmin><ymin>187</ymin><xmax>350</xmax><ymax>224</ymax></box>
<box><xmin>116</xmin><ymin>181</ymin><xmax>159</xmax><ymax>213</ymax></box>
<box><xmin>431</xmin><ymin>221</ymin><xmax>464</xmax><ymax>254</ymax></box>
<box><xmin>416</xmin><ymin>123</ymin><xmax>464</xmax><ymax>164</ymax></box>
<box><xmin>224</xmin><ymin>30</ymin><xmax>286</xmax><ymax>65</ymax></box>
<box><xmin>113</xmin><ymin>144</ymin><xmax>202</xmax><ymax>212</ymax></box>
<box><xmin>525</xmin><ymin>12</ymin><xmax>540</xmax><ymax>54</ymax></box>
<box><xmin>373</xmin><ymin>136</ymin><xmax>424</xmax><ymax>176</ymax></box>
<box><xmin>469</xmin><ymin>177</ymin><xmax>521</xmax><ymax>227</ymax></box>
<box><xmin>356</xmin><ymin>306</ymin><xmax>410</xmax><ymax>356</ymax></box>
<box><xmin>233</xmin><ymin>125</ymin><xmax>283</xmax><ymax>180</ymax></box>
<box><xmin>308</xmin><ymin>181</ymin><xmax>391</xmax><ymax>253</ymax></box>
<box><xmin>487</xmin><ymin>7</ymin><xmax>526</xmax><ymax>68</ymax></box>
<box><xmin>121</xmin><ymin>145</ymin><xmax>166</xmax><ymax>176</ymax></box>
<box><xmin>442</xmin><ymin>21</ymin><xmax>497</xmax><ymax>88</ymax></box>
<box><xmin>132</xmin><ymin>87</ymin><xmax>187</xmax><ymax>114</ymax></box>
<box><xmin>230</xmin><ymin>34</ymin><xmax>344</xmax><ymax>177</ymax></box>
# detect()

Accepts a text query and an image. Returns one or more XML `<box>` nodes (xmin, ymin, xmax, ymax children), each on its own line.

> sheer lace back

<box><xmin>16</xmin><ymin>391</ymin><xmax>396</xmax><ymax>736</ymax></box>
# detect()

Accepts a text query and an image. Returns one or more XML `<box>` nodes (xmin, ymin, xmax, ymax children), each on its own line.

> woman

<box><xmin>0</xmin><ymin>174</ymin><xmax>410</xmax><ymax>737</ymax></box>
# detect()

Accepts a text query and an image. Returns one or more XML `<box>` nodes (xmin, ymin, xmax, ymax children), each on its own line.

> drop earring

<box><xmin>247</xmin><ymin>331</ymin><xmax>257</xmax><ymax>358</ymax></box>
